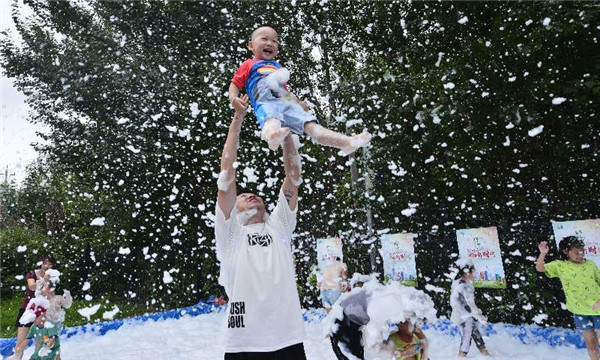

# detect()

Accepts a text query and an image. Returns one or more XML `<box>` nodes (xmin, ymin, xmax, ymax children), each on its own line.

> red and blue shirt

<box><xmin>231</xmin><ymin>58</ymin><xmax>283</xmax><ymax>107</ymax></box>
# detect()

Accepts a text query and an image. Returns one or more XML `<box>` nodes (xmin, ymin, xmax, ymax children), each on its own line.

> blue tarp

<box><xmin>1</xmin><ymin>300</ymin><xmax>584</xmax><ymax>358</ymax></box>
<box><xmin>1</xmin><ymin>298</ymin><xmax>225</xmax><ymax>358</ymax></box>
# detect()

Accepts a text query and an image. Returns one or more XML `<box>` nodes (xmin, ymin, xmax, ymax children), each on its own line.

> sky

<box><xmin>0</xmin><ymin>0</ymin><xmax>41</xmax><ymax>185</ymax></box>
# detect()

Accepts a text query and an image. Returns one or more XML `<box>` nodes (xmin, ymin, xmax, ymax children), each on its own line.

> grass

<box><xmin>474</xmin><ymin>281</ymin><xmax>507</xmax><ymax>289</ymax></box>
<box><xmin>1</xmin><ymin>296</ymin><xmax>149</xmax><ymax>339</ymax></box>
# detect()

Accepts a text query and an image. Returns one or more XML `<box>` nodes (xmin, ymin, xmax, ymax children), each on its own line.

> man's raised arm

<box><xmin>281</xmin><ymin>134</ymin><xmax>302</xmax><ymax>211</ymax></box>
<box><xmin>217</xmin><ymin>96</ymin><xmax>248</xmax><ymax>219</ymax></box>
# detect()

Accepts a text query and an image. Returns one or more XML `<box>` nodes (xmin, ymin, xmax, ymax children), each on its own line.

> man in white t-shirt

<box><xmin>215</xmin><ymin>101</ymin><xmax>306</xmax><ymax>360</ymax></box>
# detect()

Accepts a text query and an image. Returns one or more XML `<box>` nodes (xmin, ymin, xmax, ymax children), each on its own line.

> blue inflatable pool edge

<box><xmin>0</xmin><ymin>299</ymin><xmax>585</xmax><ymax>358</ymax></box>
<box><xmin>0</xmin><ymin>298</ymin><xmax>225</xmax><ymax>358</ymax></box>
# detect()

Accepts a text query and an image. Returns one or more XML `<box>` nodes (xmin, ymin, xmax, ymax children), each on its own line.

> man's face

<box><xmin>248</xmin><ymin>27</ymin><xmax>279</xmax><ymax>60</ymax></box>
<box><xmin>236</xmin><ymin>193</ymin><xmax>265</xmax><ymax>213</ymax></box>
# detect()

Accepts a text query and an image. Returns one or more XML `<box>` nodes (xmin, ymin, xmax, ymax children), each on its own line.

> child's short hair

<box><xmin>251</xmin><ymin>24</ymin><xmax>279</xmax><ymax>39</ymax></box>
<box><xmin>559</xmin><ymin>236</ymin><xmax>585</xmax><ymax>259</ymax></box>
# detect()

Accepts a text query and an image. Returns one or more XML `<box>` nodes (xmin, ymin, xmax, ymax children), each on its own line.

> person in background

<box><xmin>26</xmin><ymin>300</ymin><xmax>60</xmax><ymax>360</ymax></box>
<box><xmin>390</xmin><ymin>319</ymin><xmax>429</xmax><ymax>360</ymax></box>
<box><xmin>36</xmin><ymin>269</ymin><xmax>72</xmax><ymax>360</ymax></box>
<box><xmin>10</xmin><ymin>254</ymin><xmax>56</xmax><ymax>360</ymax></box>
<box><xmin>330</xmin><ymin>275</ymin><xmax>369</xmax><ymax>360</ymax></box>
<box><xmin>450</xmin><ymin>260</ymin><xmax>491</xmax><ymax>358</ymax></box>
<box><xmin>537</xmin><ymin>236</ymin><xmax>600</xmax><ymax>360</ymax></box>
<box><xmin>318</xmin><ymin>257</ymin><xmax>348</xmax><ymax>313</ymax></box>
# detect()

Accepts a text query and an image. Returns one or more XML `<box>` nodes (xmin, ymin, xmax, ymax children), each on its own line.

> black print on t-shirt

<box><xmin>247</xmin><ymin>233</ymin><xmax>272</xmax><ymax>247</ymax></box>
<box><xmin>228</xmin><ymin>301</ymin><xmax>245</xmax><ymax>329</ymax></box>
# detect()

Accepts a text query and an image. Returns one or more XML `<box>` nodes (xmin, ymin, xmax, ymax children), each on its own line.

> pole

<box><xmin>362</xmin><ymin>147</ymin><xmax>377</xmax><ymax>273</ymax></box>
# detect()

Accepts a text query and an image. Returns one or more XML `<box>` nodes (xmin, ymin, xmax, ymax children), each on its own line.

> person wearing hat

<box><xmin>537</xmin><ymin>236</ymin><xmax>600</xmax><ymax>360</ymax></box>
<box><xmin>11</xmin><ymin>297</ymin><xmax>60</xmax><ymax>360</ymax></box>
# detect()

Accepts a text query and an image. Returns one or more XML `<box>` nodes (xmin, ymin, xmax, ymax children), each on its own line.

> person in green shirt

<box><xmin>390</xmin><ymin>319</ymin><xmax>429</xmax><ymax>360</ymax></box>
<box><xmin>27</xmin><ymin>310</ymin><xmax>60</xmax><ymax>360</ymax></box>
<box><xmin>537</xmin><ymin>236</ymin><xmax>600</xmax><ymax>360</ymax></box>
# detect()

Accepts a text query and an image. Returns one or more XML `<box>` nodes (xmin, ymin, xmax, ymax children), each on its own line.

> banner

<box><xmin>380</xmin><ymin>233</ymin><xmax>418</xmax><ymax>287</ymax></box>
<box><xmin>456</xmin><ymin>227</ymin><xmax>506</xmax><ymax>288</ymax></box>
<box><xmin>316</xmin><ymin>237</ymin><xmax>343</xmax><ymax>269</ymax></box>
<box><xmin>551</xmin><ymin>219</ymin><xmax>600</xmax><ymax>268</ymax></box>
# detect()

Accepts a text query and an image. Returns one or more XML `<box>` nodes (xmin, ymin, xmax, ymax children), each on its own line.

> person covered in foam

<box><xmin>318</xmin><ymin>257</ymin><xmax>349</xmax><ymax>314</ymax></box>
<box><xmin>450</xmin><ymin>258</ymin><xmax>491</xmax><ymax>358</ymax></box>
<box><xmin>326</xmin><ymin>276</ymin><xmax>436</xmax><ymax>360</ymax></box>
<box><xmin>35</xmin><ymin>269</ymin><xmax>72</xmax><ymax>360</ymax></box>
<box><xmin>16</xmin><ymin>297</ymin><xmax>60</xmax><ymax>360</ymax></box>
<box><xmin>214</xmin><ymin>106</ymin><xmax>307</xmax><ymax>359</ymax></box>
<box><xmin>228</xmin><ymin>25</ymin><xmax>371</xmax><ymax>155</ymax></box>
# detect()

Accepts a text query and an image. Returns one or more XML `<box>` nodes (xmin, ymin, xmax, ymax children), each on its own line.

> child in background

<box><xmin>21</xmin><ymin>297</ymin><xmax>60</xmax><ymax>360</ymax></box>
<box><xmin>229</xmin><ymin>25</ymin><xmax>371</xmax><ymax>153</ymax></box>
<box><xmin>450</xmin><ymin>260</ymin><xmax>491</xmax><ymax>357</ymax></box>
<box><xmin>390</xmin><ymin>319</ymin><xmax>429</xmax><ymax>360</ymax></box>
<box><xmin>317</xmin><ymin>257</ymin><xmax>348</xmax><ymax>313</ymax></box>
<box><xmin>36</xmin><ymin>269</ymin><xmax>72</xmax><ymax>360</ymax></box>
<box><xmin>537</xmin><ymin>236</ymin><xmax>600</xmax><ymax>360</ymax></box>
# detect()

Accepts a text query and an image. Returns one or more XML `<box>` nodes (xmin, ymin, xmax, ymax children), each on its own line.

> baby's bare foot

<box><xmin>266</xmin><ymin>127</ymin><xmax>291</xmax><ymax>151</ymax></box>
<box><xmin>342</xmin><ymin>131</ymin><xmax>371</xmax><ymax>155</ymax></box>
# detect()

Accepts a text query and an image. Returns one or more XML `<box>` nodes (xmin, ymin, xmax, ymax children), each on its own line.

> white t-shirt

<box><xmin>215</xmin><ymin>190</ymin><xmax>306</xmax><ymax>353</ymax></box>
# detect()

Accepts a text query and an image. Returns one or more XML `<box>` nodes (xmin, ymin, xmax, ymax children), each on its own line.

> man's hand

<box><xmin>592</xmin><ymin>300</ymin><xmax>600</xmax><ymax>311</ymax></box>
<box><xmin>538</xmin><ymin>241</ymin><xmax>550</xmax><ymax>255</ymax></box>
<box><xmin>231</xmin><ymin>95</ymin><xmax>249</xmax><ymax>113</ymax></box>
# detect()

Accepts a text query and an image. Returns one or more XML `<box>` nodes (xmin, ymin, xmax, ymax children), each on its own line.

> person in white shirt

<box><xmin>215</xmin><ymin>100</ymin><xmax>306</xmax><ymax>360</ymax></box>
<box><xmin>450</xmin><ymin>261</ymin><xmax>491</xmax><ymax>357</ymax></box>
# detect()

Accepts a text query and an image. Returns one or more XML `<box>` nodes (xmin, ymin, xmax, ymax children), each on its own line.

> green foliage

<box><xmin>0</xmin><ymin>295</ymin><xmax>147</xmax><ymax>338</ymax></box>
<box><xmin>0</xmin><ymin>227</ymin><xmax>49</xmax><ymax>298</ymax></box>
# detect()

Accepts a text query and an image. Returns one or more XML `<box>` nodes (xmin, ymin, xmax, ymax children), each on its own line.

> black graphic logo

<box><xmin>228</xmin><ymin>301</ymin><xmax>245</xmax><ymax>329</ymax></box>
<box><xmin>247</xmin><ymin>233</ymin><xmax>273</xmax><ymax>247</ymax></box>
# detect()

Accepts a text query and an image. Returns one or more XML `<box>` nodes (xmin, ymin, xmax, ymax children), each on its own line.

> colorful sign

<box><xmin>316</xmin><ymin>237</ymin><xmax>343</xmax><ymax>269</ymax></box>
<box><xmin>380</xmin><ymin>233</ymin><xmax>418</xmax><ymax>287</ymax></box>
<box><xmin>456</xmin><ymin>227</ymin><xmax>506</xmax><ymax>289</ymax></box>
<box><xmin>551</xmin><ymin>219</ymin><xmax>600</xmax><ymax>268</ymax></box>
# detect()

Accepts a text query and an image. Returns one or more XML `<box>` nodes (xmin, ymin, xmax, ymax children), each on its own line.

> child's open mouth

<box><xmin>263</xmin><ymin>49</ymin><xmax>273</xmax><ymax>55</ymax></box>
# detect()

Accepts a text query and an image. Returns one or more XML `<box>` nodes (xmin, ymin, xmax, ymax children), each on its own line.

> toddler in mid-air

<box><xmin>228</xmin><ymin>25</ymin><xmax>371</xmax><ymax>154</ymax></box>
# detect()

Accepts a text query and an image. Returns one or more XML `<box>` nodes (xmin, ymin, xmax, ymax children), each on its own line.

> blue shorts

<box><xmin>573</xmin><ymin>315</ymin><xmax>600</xmax><ymax>331</ymax></box>
<box><xmin>321</xmin><ymin>289</ymin><xmax>342</xmax><ymax>308</ymax></box>
<box><xmin>252</xmin><ymin>79</ymin><xmax>317</xmax><ymax>134</ymax></box>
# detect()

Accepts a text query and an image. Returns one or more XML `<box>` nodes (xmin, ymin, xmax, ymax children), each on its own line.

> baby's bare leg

<box><xmin>261</xmin><ymin>118</ymin><xmax>290</xmax><ymax>151</ymax></box>
<box><xmin>304</xmin><ymin>122</ymin><xmax>371</xmax><ymax>155</ymax></box>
